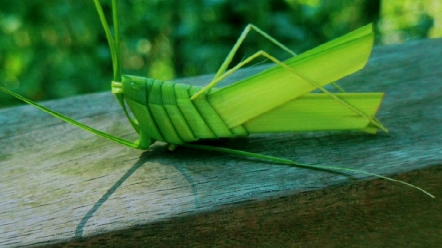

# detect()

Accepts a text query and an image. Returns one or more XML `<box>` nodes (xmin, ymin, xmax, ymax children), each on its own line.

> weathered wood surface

<box><xmin>1</xmin><ymin>39</ymin><xmax>441</xmax><ymax>247</ymax></box>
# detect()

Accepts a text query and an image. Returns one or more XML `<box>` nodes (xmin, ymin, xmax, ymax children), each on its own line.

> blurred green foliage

<box><xmin>0</xmin><ymin>0</ymin><xmax>440</xmax><ymax>107</ymax></box>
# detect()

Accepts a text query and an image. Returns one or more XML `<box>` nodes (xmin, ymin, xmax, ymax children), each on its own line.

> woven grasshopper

<box><xmin>0</xmin><ymin>0</ymin><xmax>434</xmax><ymax>198</ymax></box>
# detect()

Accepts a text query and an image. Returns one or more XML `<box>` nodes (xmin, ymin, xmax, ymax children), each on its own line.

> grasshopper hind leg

<box><xmin>191</xmin><ymin>24</ymin><xmax>298</xmax><ymax>99</ymax></box>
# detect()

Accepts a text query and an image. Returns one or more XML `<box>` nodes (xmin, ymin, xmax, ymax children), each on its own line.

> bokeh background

<box><xmin>1</xmin><ymin>0</ymin><xmax>441</xmax><ymax>107</ymax></box>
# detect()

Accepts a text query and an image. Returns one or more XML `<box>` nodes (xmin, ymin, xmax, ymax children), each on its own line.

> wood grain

<box><xmin>1</xmin><ymin>38</ymin><xmax>441</xmax><ymax>247</ymax></box>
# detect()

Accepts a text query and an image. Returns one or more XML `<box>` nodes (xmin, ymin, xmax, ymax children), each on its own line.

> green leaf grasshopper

<box><xmin>0</xmin><ymin>0</ymin><xmax>434</xmax><ymax>198</ymax></box>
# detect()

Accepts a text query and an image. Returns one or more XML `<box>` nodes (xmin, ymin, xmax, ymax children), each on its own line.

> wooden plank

<box><xmin>1</xmin><ymin>38</ymin><xmax>441</xmax><ymax>247</ymax></box>
<box><xmin>47</xmin><ymin>166</ymin><xmax>442</xmax><ymax>248</ymax></box>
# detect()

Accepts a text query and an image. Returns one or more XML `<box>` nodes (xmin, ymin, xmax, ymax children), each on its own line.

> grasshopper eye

<box><xmin>130</xmin><ymin>81</ymin><xmax>143</xmax><ymax>91</ymax></box>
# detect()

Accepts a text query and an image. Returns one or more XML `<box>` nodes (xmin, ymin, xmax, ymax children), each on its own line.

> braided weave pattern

<box><xmin>122</xmin><ymin>75</ymin><xmax>248</xmax><ymax>145</ymax></box>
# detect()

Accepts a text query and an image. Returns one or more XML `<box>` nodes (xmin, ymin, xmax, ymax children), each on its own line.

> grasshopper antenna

<box><xmin>93</xmin><ymin>0</ymin><xmax>143</xmax><ymax>139</ymax></box>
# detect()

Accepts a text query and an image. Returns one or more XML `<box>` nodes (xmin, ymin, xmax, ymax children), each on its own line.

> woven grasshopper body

<box><xmin>115</xmin><ymin>23</ymin><xmax>385</xmax><ymax>149</ymax></box>
<box><xmin>119</xmin><ymin>73</ymin><xmax>384</xmax><ymax>149</ymax></box>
